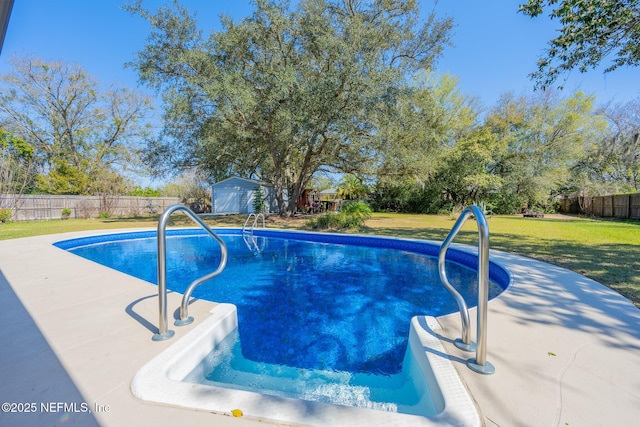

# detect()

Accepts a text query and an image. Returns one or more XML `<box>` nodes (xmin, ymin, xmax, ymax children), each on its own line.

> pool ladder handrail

<box><xmin>153</xmin><ymin>204</ymin><xmax>228</xmax><ymax>341</ymax></box>
<box><xmin>438</xmin><ymin>204</ymin><xmax>495</xmax><ymax>375</ymax></box>
<box><xmin>243</xmin><ymin>212</ymin><xmax>265</xmax><ymax>233</ymax></box>
<box><xmin>242</xmin><ymin>213</ymin><xmax>266</xmax><ymax>251</ymax></box>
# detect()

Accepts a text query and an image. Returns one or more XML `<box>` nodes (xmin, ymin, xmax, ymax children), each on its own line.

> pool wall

<box><xmin>130</xmin><ymin>303</ymin><xmax>480</xmax><ymax>427</ymax></box>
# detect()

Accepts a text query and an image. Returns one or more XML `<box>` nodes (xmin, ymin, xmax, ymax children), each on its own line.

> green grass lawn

<box><xmin>1</xmin><ymin>212</ymin><xmax>638</xmax><ymax>308</ymax></box>
<box><xmin>363</xmin><ymin>213</ymin><xmax>640</xmax><ymax>308</ymax></box>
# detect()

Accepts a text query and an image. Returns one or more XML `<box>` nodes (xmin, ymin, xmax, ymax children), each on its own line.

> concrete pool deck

<box><xmin>0</xmin><ymin>229</ymin><xmax>639</xmax><ymax>426</ymax></box>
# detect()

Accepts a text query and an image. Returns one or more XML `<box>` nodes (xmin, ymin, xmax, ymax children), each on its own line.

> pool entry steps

<box><xmin>153</xmin><ymin>204</ymin><xmax>228</xmax><ymax>341</ymax></box>
<box><xmin>439</xmin><ymin>205</ymin><xmax>495</xmax><ymax>375</ymax></box>
<box><xmin>145</xmin><ymin>203</ymin><xmax>494</xmax><ymax>423</ymax></box>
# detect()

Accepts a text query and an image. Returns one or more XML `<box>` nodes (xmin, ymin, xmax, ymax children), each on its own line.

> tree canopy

<box><xmin>485</xmin><ymin>90</ymin><xmax>605</xmax><ymax>210</ymax></box>
<box><xmin>127</xmin><ymin>0</ymin><xmax>453</xmax><ymax>215</ymax></box>
<box><xmin>519</xmin><ymin>0</ymin><xmax>640</xmax><ymax>89</ymax></box>
<box><xmin>0</xmin><ymin>56</ymin><xmax>152</xmax><ymax>194</ymax></box>
<box><xmin>0</xmin><ymin>129</ymin><xmax>35</xmax><ymax>197</ymax></box>
<box><xmin>370</xmin><ymin>89</ymin><xmax>607</xmax><ymax>214</ymax></box>
<box><xmin>571</xmin><ymin>98</ymin><xmax>640</xmax><ymax>194</ymax></box>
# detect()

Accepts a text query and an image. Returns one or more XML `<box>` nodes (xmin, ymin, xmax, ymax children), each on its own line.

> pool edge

<box><xmin>130</xmin><ymin>304</ymin><xmax>481</xmax><ymax>427</ymax></box>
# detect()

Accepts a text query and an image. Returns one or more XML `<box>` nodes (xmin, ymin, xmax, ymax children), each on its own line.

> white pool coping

<box><xmin>1</xmin><ymin>228</ymin><xmax>639</xmax><ymax>427</ymax></box>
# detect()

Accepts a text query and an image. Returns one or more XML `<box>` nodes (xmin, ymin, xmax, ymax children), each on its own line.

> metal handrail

<box><xmin>438</xmin><ymin>204</ymin><xmax>495</xmax><ymax>374</ymax></box>
<box><xmin>255</xmin><ymin>212</ymin><xmax>265</xmax><ymax>229</ymax></box>
<box><xmin>243</xmin><ymin>212</ymin><xmax>265</xmax><ymax>233</ymax></box>
<box><xmin>152</xmin><ymin>204</ymin><xmax>228</xmax><ymax>341</ymax></box>
<box><xmin>242</xmin><ymin>213</ymin><xmax>255</xmax><ymax>232</ymax></box>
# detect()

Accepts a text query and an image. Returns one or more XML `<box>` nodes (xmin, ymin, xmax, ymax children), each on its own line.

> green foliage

<box><xmin>97</xmin><ymin>212</ymin><xmax>111</xmax><ymax>219</ymax></box>
<box><xmin>308</xmin><ymin>201</ymin><xmax>372</xmax><ymax>230</ymax></box>
<box><xmin>570</xmin><ymin>98</ymin><xmax>640</xmax><ymax>194</ymax></box>
<box><xmin>375</xmin><ymin>73</ymin><xmax>479</xmax><ymax>181</ymax></box>
<box><xmin>127</xmin><ymin>186</ymin><xmax>162</xmax><ymax>197</ymax></box>
<box><xmin>126</xmin><ymin>0</ymin><xmax>453</xmax><ymax>215</ymax></box>
<box><xmin>340</xmin><ymin>200</ymin><xmax>373</xmax><ymax>219</ymax></box>
<box><xmin>0</xmin><ymin>57</ymin><xmax>151</xmax><ymax>196</ymax></box>
<box><xmin>61</xmin><ymin>208</ymin><xmax>72</xmax><ymax>218</ymax></box>
<box><xmin>484</xmin><ymin>90</ymin><xmax>602</xmax><ymax>212</ymax></box>
<box><xmin>310</xmin><ymin>175</ymin><xmax>336</xmax><ymax>192</ymax></box>
<box><xmin>370</xmin><ymin>180</ymin><xmax>450</xmax><ymax>214</ymax></box>
<box><xmin>337</xmin><ymin>175</ymin><xmax>368</xmax><ymax>201</ymax></box>
<box><xmin>371</xmin><ymin>90</ymin><xmax>607</xmax><ymax>215</ymax></box>
<box><xmin>1</xmin><ymin>129</ymin><xmax>36</xmax><ymax>195</ymax></box>
<box><xmin>0</xmin><ymin>208</ymin><xmax>12</xmax><ymax>223</ymax></box>
<box><xmin>370</xmin><ymin>181</ymin><xmax>415</xmax><ymax>212</ymax></box>
<box><xmin>519</xmin><ymin>0</ymin><xmax>640</xmax><ymax>89</ymax></box>
<box><xmin>0</xmin><ymin>129</ymin><xmax>34</xmax><ymax>158</ymax></box>
<box><xmin>252</xmin><ymin>186</ymin><xmax>266</xmax><ymax>213</ymax></box>
<box><xmin>34</xmin><ymin>159</ymin><xmax>131</xmax><ymax>195</ymax></box>
<box><xmin>36</xmin><ymin>159</ymin><xmax>87</xmax><ymax>195</ymax></box>
<box><xmin>435</xmin><ymin>126</ymin><xmax>503</xmax><ymax>206</ymax></box>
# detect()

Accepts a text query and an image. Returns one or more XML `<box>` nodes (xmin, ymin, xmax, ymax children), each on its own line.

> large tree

<box><xmin>127</xmin><ymin>0</ymin><xmax>452</xmax><ymax>215</ymax></box>
<box><xmin>374</xmin><ymin>72</ymin><xmax>479</xmax><ymax>184</ymax></box>
<box><xmin>434</xmin><ymin>126</ymin><xmax>502</xmax><ymax>207</ymax></box>
<box><xmin>519</xmin><ymin>0</ymin><xmax>640</xmax><ymax>89</ymax></box>
<box><xmin>0</xmin><ymin>129</ymin><xmax>35</xmax><ymax>208</ymax></box>
<box><xmin>485</xmin><ymin>90</ymin><xmax>605</xmax><ymax>211</ymax></box>
<box><xmin>571</xmin><ymin>98</ymin><xmax>640</xmax><ymax>193</ymax></box>
<box><xmin>0</xmin><ymin>56</ymin><xmax>152</xmax><ymax>194</ymax></box>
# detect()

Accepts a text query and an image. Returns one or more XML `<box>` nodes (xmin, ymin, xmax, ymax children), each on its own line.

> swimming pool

<box><xmin>55</xmin><ymin>228</ymin><xmax>510</xmax><ymax>425</ymax></box>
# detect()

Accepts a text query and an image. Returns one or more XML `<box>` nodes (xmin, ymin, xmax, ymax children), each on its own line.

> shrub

<box><xmin>253</xmin><ymin>186</ymin><xmax>266</xmax><ymax>213</ymax></box>
<box><xmin>0</xmin><ymin>208</ymin><xmax>12</xmax><ymax>223</ymax></box>
<box><xmin>127</xmin><ymin>186</ymin><xmax>161</xmax><ymax>197</ymax></box>
<box><xmin>308</xmin><ymin>201</ymin><xmax>372</xmax><ymax>230</ymax></box>
<box><xmin>340</xmin><ymin>200</ymin><xmax>372</xmax><ymax>220</ymax></box>
<box><xmin>61</xmin><ymin>208</ymin><xmax>72</xmax><ymax>219</ymax></box>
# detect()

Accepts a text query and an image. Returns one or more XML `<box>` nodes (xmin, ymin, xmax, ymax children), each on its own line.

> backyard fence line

<box><xmin>559</xmin><ymin>193</ymin><xmax>640</xmax><ymax>220</ymax></box>
<box><xmin>0</xmin><ymin>194</ymin><xmax>181</xmax><ymax>221</ymax></box>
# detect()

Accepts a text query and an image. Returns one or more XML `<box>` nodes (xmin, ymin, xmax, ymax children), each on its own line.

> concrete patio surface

<box><xmin>437</xmin><ymin>250</ymin><xmax>640</xmax><ymax>426</ymax></box>
<box><xmin>0</xmin><ymin>229</ymin><xmax>639</xmax><ymax>426</ymax></box>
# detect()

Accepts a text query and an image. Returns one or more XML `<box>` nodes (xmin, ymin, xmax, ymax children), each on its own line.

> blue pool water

<box><xmin>57</xmin><ymin>229</ymin><xmax>509</xmax><ymax>413</ymax></box>
<box><xmin>182</xmin><ymin>327</ymin><xmax>434</xmax><ymax>414</ymax></box>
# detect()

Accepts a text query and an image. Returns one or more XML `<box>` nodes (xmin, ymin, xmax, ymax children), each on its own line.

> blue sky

<box><xmin>1</xmin><ymin>1</ymin><xmax>638</xmax><ymax>110</ymax></box>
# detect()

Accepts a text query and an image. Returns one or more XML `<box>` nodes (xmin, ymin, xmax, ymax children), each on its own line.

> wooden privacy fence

<box><xmin>0</xmin><ymin>194</ymin><xmax>181</xmax><ymax>221</ymax></box>
<box><xmin>560</xmin><ymin>193</ymin><xmax>640</xmax><ymax>220</ymax></box>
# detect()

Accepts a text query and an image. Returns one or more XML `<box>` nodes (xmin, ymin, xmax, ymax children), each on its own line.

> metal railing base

<box><xmin>174</xmin><ymin>316</ymin><xmax>194</xmax><ymax>327</ymax></box>
<box><xmin>454</xmin><ymin>338</ymin><xmax>476</xmax><ymax>352</ymax></box>
<box><xmin>467</xmin><ymin>359</ymin><xmax>495</xmax><ymax>375</ymax></box>
<box><xmin>152</xmin><ymin>330</ymin><xmax>175</xmax><ymax>341</ymax></box>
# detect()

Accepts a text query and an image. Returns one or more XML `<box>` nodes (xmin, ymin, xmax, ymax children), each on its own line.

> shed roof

<box><xmin>211</xmin><ymin>176</ymin><xmax>273</xmax><ymax>188</ymax></box>
<box><xmin>320</xmin><ymin>188</ymin><xmax>338</xmax><ymax>194</ymax></box>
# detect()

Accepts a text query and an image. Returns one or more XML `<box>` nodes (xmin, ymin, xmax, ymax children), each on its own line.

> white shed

<box><xmin>211</xmin><ymin>176</ymin><xmax>278</xmax><ymax>214</ymax></box>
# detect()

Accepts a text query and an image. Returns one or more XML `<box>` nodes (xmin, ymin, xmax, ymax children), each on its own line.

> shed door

<box><xmin>214</xmin><ymin>189</ymin><xmax>239</xmax><ymax>213</ymax></box>
<box><xmin>246</xmin><ymin>189</ymin><xmax>256</xmax><ymax>213</ymax></box>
